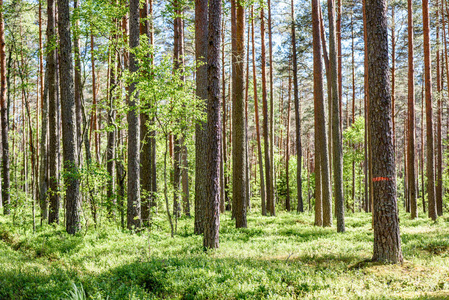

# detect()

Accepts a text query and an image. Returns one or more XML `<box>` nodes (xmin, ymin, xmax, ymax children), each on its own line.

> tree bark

<box><xmin>291</xmin><ymin>0</ymin><xmax>303</xmax><ymax>213</ymax></box>
<box><xmin>232</xmin><ymin>0</ymin><xmax>247</xmax><ymax>227</ymax></box>
<box><xmin>47</xmin><ymin>0</ymin><xmax>59</xmax><ymax>224</ymax></box>
<box><xmin>251</xmin><ymin>6</ymin><xmax>266</xmax><ymax>216</ymax></box>
<box><xmin>407</xmin><ymin>0</ymin><xmax>417</xmax><ymax>219</ymax></box>
<box><xmin>423</xmin><ymin>0</ymin><xmax>437</xmax><ymax>220</ymax></box>
<box><xmin>260</xmin><ymin>4</ymin><xmax>273</xmax><ymax>217</ymax></box>
<box><xmin>203</xmin><ymin>0</ymin><xmax>221</xmax><ymax>249</ymax></box>
<box><xmin>328</xmin><ymin>0</ymin><xmax>343</xmax><ymax>231</ymax></box>
<box><xmin>127</xmin><ymin>0</ymin><xmax>141</xmax><ymax>229</ymax></box>
<box><xmin>312</xmin><ymin>0</ymin><xmax>331</xmax><ymax>228</ymax></box>
<box><xmin>0</xmin><ymin>0</ymin><xmax>9</xmax><ymax>215</ymax></box>
<box><xmin>366</xmin><ymin>0</ymin><xmax>403</xmax><ymax>263</ymax></box>
<box><xmin>195</xmin><ymin>0</ymin><xmax>208</xmax><ymax>234</ymax></box>
<box><xmin>58</xmin><ymin>0</ymin><xmax>81</xmax><ymax>233</ymax></box>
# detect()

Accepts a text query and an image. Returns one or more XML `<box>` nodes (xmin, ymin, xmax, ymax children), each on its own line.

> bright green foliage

<box><xmin>343</xmin><ymin>117</ymin><xmax>365</xmax><ymax>211</ymax></box>
<box><xmin>1</xmin><ymin>211</ymin><xmax>449</xmax><ymax>299</ymax></box>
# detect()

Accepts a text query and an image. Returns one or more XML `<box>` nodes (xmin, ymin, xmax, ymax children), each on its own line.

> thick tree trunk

<box><xmin>203</xmin><ymin>0</ymin><xmax>221</xmax><ymax>249</ymax></box>
<box><xmin>58</xmin><ymin>0</ymin><xmax>81</xmax><ymax>233</ymax></box>
<box><xmin>423</xmin><ymin>0</ymin><xmax>437</xmax><ymax>220</ymax></box>
<box><xmin>366</xmin><ymin>0</ymin><xmax>403</xmax><ymax>263</ymax></box>
<box><xmin>232</xmin><ymin>0</ymin><xmax>247</xmax><ymax>227</ymax></box>
<box><xmin>127</xmin><ymin>0</ymin><xmax>141</xmax><ymax>229</ymax></box>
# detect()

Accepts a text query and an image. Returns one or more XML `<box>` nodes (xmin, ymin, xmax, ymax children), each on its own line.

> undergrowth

<box><xmin>0</xmin><ymin>211</ymin><xmax>448</xmax><ymax>299</ymax></box>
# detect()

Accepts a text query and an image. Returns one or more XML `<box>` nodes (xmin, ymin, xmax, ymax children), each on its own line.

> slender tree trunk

<box><xmin>47</xmin><ymin>0</ymin><xmax>59</xmax><ymax>224</ymax></box>
<box><xmin>436</xmin><ymin>0</ymin><xmax>443</xmax><ymax>217</ymax></box>
<box><xmin>407</xmin><ymin>0</ymin><xmax>417</xmax><ymax>219</ymax></box>
<box><xmin>194</xmin><ymin>0</ymin><xmax>208</xmax><ymax>234</ymax></box>
<box><xmin>260</xmin><ymin>4</ymin><xmax>273</xmax><ymax>216</ymax></box>
<box><xmin>286</xmin><ymin>71</ymin><xmax>291</xmax><ymax>211</ymax></box>
<box><xmin>74</xmin><ymin>0</ymin><xmax>82</xmax><ymax>159</ymax></box>
<box><xmin>312</xmin><ymin>0</ymin><xmax>331</xmax><ymax>228</ymax></box>
<box><xmin>328</xmin><ymin>0</ymin><xmax>343</xmax><ymax>230</ymax></box>
<box><xmin>351</xmin><ymin>11</ymin><xmax>356</xmax><ymax>205</ymax></box>
<box><xmin>423</xmin><ymin>0</ymin><xmax>437</xmax><ymax>220</ymax></box>
<box><xmin>366</xmin><ymin>0</ymin><xmax>403</xmax><ymax>263</ymax></box>
<box><xmin>252</xmin><ymin>6</ymin><xmax>266</xmax><ymax>215</ymax></box>
<box><xmin>127</xmin><ymin>0</ymin><xmax>141</xmax><ymax>229</ymax></box>
<box><xmin>232</xmin><ymin>0</ymin><xmax>247</xmax><ymax>227</ymax></box>
<box><xmin>140</xmin><ymin>1</ymin><xmax>152</xmax><ymax>224</ymax></box>
<box><xmin>58</xmin><ymin>0</ymin><xmax>81</xmax><ymax>233</ymax></box>
<box><xmin>337</xmin><ymin>0</ymin><xmax>342</xmax><ymax>131</ymax></box>
<box><xmin>0</xmin><ymin>0</ymin><xmax>9</xmax><ymax>215</ymax></box>
<box><xmin>203</xmin><ymin>0</ymin><xmax>222</xmax><ymax>249</ymax></box>
<box><xmin>291</xmin><ymin>0</ymin><xmax>303</xmax><ymax>213</ymax></box>
<box><xmin>268</xmin><ymin>0</ymin><xmax>275</xmax><ymax>215</ymax></box>
<box><xmin>391</xmin><ymin>5</ymin><xmax>396</xmax><ymax>156</ymax></box>
<box><xmin>421</xmin><ymin>81</ymin><xmax>426</xmax><ymax>213</ymax></box>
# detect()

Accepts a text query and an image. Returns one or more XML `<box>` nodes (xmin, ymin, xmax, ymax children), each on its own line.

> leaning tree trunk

<box><xmin>58</xmin><ymin>0</ymin><xmax>81</xmax><ymax>234</ymax></box>
<box><xmin>366</xmin><ymin>0</ymin><xmax>403</xmax><ymax>263</ymax></box>
<box><xmin>203</xmin><ymin>0</ymin><xmax>222</xmax><ymax>249</ymax></box>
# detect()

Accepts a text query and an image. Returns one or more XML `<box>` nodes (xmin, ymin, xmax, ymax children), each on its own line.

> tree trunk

<box><xmin>366</xmin><ymin>0</ymin><xmax>403</xmax><ymax>263</ymax></box>
<box><xmin>58</xmin><ymin>0</ymin><xmax>81</xmax><ymax>233</ymax></box>
<box><xmin>407</xmin><ymin>0</ymin><xmax>417</xmax><ymax>219</ymax></box>
<box><xmin>0</xmin><ymin>0</ymin><xmax>9</xmax><ymax>215</ymax></box>
<box><xmin>127</xmin><ymin>0</ymin><xmax>141</xmax><ymax>229</ymax></box>
<box><xmin>203</xmin><ymin>0</ymin><xmax>221</xmax><ymax>249</ymax></box>
<box><xmin>286</xmin><ymin>71</ymin><xmax>291</xmax><ymax>211</ymax></box>
<box><xmin>194</xmin><ymin>0</ymin><xmax>208</xmax><ymax>234</ymax></box>
<box><xmin>423</xmin><ymin>0</ymin><xmax>437</xmax><ymax>220</ymax></box>
<box><xmin>251</xmin><ymin>6</ymin><xmax>266</xmax><ymax>216</ymax></box>
<box><xmin>232</xmin><ymin>0</ymin><xmax>247</xmax><ymax>227</ymax></box>
<box><xmin>436</xmin><ymin>0</ymin><xmax>443</xmax><ymax>217</ymax></box>
<box><xmin>260</xmin><ymin>4</ymin><xmax>273</xmax><ymax>217</ymax></box>
<box><xmin>140</xmin><ymin>1</ymin><xmax>152</xmax><ymax>224</ymax></box>
<box><xmin>328</xmin><ymin>0</ymin><xmax>343</xmax><ymax>231</ymax></box>
<box><xmin>313</xmin><ymin>0</ymin><xmax>331</xmax><ymax>228</ymax></box>
<box><xmin>291</xmin><ymin>0</ymin><xmax>303</xmax><ymax>213</ymax></box>
<box><xmin>47</xmin><ymin>0</ymin><xmax>59</xmax><ymax>224</ymax></box>
<box><xmin>268</xmin><ymin>0</ymin><xmax>275</xmax><ymax>215</ymax></box>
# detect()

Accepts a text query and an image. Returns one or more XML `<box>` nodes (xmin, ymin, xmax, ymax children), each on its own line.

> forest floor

<box><xmin>0</xmin><ymin>210</ymin><xmax>449</xmax><ymax>299</ymax></box>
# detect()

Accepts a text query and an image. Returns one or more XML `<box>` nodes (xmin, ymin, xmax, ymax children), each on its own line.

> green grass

<box><xmin>1</xmin><ymin>210</ymin><xmax>449</xmax><ymax>299</ymax></box>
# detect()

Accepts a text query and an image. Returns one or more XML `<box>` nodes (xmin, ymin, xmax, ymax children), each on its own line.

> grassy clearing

<box><xmin>0</xmin><ymin>211</ymin><xmax>449</xmax><ymax>299</ymax></box>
